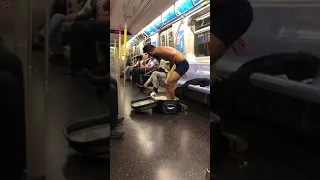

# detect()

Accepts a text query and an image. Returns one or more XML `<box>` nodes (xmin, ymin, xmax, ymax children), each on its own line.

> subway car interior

<box><xmin>110</xmin><ymin>0</ymin><xmax>210</xmax><ymax>179</ymax></box>
<box><xmin>1</xmin><ymin>0</ymin><xmax>320</xmax><ymax>179</ymax></box>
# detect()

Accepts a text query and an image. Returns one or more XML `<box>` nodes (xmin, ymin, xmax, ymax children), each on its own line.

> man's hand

<box><xmin>231</xmin><ymin>37</ymin><xmax>247</xmax><ymax>55</ymax></box>
<box><xmin>182</xmin><ymin>74</ymin><xmax>187</xmax><ymax>78</ymax></box>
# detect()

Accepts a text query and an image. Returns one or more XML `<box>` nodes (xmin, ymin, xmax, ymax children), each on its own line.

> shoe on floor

<box><xmin>111</xmin><ymin>127</ymin><xmax>125</xmax><ymax>139</ymax></box>
<box><xmin>150</xmin><ymin>91</ymin><xmax>157</xmax><ymax>97</ymax></box>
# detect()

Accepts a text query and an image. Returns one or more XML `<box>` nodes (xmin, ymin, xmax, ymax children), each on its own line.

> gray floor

<box><xmin>45</xmin><ymin>61</ymin><xmax>110</xmax><ymax>180</ymax></box>
<box><xmin>42</xmin><ymin>57</ymin><xmax>210</xmax><ymax>180</ymax></box>
<box><xmin>110</xmin><ymin>83</ymin><xmax>210</xmax><ymax>180</ymax></box>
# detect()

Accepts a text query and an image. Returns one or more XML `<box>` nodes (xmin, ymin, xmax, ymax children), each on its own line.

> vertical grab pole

<box><xmin>123</xmin><ymin>23</ymin><xmax>127</xmax><ymax>91</ymax></box>
<box><xmin>116</xmin><ymin>26</ymin><xmax>121</xmax><ymax>116</ymax></box>
<box><xmin>123</xmin><ymin>23</ymin><xmax>127</xmax><ymax>117</ymax></box>
<box><xmin>114</xmin><ymin>39</ymin><xmax>117</xmax><ymax>76</ymax></box>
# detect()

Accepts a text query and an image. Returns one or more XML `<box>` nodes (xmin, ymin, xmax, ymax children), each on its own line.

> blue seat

<box><xmin>177</xmin><ymin>63</ymin><xmax>210</xmax><ymax>94</ymax></box>
<box><xmin>250</xmin><ymin>73</ymin><xmax>320</xmax><ymax>104</ymax></box>
<box><xmin>216</xmin><ymin>54</ymin><xmax>320</xmax><ymax>104</ymax></box>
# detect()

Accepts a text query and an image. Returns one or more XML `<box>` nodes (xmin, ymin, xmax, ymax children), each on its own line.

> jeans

<box><xmin>109</xmin><ymin>77</ymin><xmax>119</xmax><ymax>130</ymax></box>
<box><xmin>39</xmin><ymin>13</ymin><xmax>73</xmax><ymax>54</ymax></box>
<box><xmin>144</xmin><ymin>71</ymin><xmax>166</xmax><ymax>88</ymax></box>
<box><xmin>124</xmin><ymin>66</ymin><xmax>131</xmax><ymax>79</ymax></box>
<box><xmin>131</xmin><ymin>67</ymin><xmax>146</xmax><ymax>85</ymax></box>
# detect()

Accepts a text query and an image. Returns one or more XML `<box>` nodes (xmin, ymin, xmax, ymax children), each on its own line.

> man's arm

<box><xmin>76</xmin><ymin>0</ymin><xmax>92</xmax><ymax>17</ymax></box>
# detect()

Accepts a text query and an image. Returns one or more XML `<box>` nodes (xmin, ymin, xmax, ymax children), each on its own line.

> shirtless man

<box><xmin>143</xmin><ymin>45</ymin><xmax>189</xmax><ymax>101</ymax></box>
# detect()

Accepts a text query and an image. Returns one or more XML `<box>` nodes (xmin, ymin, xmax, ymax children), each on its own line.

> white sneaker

<box><xmin>150</xmin><ymin>91</ymin><xmax>157</xmax><ymax>97</ymax></box>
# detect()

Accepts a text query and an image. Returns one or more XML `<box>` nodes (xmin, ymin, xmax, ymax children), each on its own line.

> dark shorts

<box><xmin>211</xmin><ymin>1</ymin><xmax>253</xmax><ymax>48</ymax></box>
<box><xmin>175</xmin><ymin>59</ymin><xmax>189</xmax><ymax>77</ymax></box>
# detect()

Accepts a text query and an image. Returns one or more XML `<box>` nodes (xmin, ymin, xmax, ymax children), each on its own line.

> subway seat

<box><xmin>216</xmin><ymin>55</ymin><xmax>320</xmax><ymax>104</ymax></box>
<box><xmin>177</xmin><ymin>63</ymin><xmax>210</xmax><ymax>94</ymax></box>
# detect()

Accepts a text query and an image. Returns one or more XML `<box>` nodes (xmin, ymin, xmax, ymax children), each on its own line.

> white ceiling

<box><xmin>110</xmin><ymin>0</ymin><xmax>176</xmax><ymax>44</ymax></box>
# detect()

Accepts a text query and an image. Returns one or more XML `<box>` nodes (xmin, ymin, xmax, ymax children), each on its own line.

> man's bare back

<box><xmin>151</xmin><ymin>46</ymin><xmax>185</xmax><ymax>65</ymax></box>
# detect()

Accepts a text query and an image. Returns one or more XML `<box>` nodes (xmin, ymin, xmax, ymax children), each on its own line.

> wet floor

<box><xmin>110</xmin><ymin>82</ymin><xmax>210</xmax><ymax>180</ymax></box>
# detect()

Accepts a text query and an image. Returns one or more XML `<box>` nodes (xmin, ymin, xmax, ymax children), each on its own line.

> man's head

<box><xmin>143</xmin><ymin>45</ymin><xmax>156</xmax><ymax>56</ymax></box>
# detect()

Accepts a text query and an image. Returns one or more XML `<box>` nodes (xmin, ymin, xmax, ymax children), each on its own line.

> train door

<box><xmin>167</xmin><ymin>28</ymin><xmax>175</xmax><ymax>48</ymax></box>
<box><xmin>160</xmin><ymin>31</ymin><xmax>167</xmax><ymax>46</ymax></box>
<box><xmin>194</xmin><ymin>13</ymin><xmax>210</xmax><ymax>57</ymax></box>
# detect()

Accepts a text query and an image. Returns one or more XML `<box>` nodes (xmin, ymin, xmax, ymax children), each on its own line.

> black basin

<box><xmin>63</xmin><ymin>115</ymin><xmax>110</xmax><ymax>156</ymax></box>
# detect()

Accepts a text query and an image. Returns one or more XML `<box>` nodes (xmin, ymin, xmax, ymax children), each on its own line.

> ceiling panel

<box><xmin>110</xmin><ymin>0</ymin><xmax>176</xmax><ymax>39</ymax></box>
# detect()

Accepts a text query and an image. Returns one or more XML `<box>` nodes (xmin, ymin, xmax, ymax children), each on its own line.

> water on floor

<box><xmin>110</xmin><ymin>82</ymin><xmax>210</xmax><ymax>180</ymax></box>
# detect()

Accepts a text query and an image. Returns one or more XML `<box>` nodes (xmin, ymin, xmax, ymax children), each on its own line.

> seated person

<box><xmin>33</xmin><ymin>0</ymin><xmax>95</xmax><ymax>60</ymax></box>
<box><xmin>68</xmin><ymin>0</ymin><xmax>110</xmax><ymax>74</ymax></box>
<box><xmin>138</xmin><ymin>59</ymin><xmax>170</xmax><ymax>96</ymax></box>
<box><xmin>131</xmin><ymin>55</ymin><xmax>159</xmax><ymax>85</ymax></box>
<box><xmin>123</xmin><ymin>55</ymin><xmax>141</xmax><ymax>80</ymax></box>
<box><xmin>131</xmin><ymin>55</ymin><xmax>148</xmax><ymax>85</ymax></box>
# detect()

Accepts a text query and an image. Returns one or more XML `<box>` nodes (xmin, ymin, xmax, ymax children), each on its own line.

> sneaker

<box><xmin>117</xmin><ymin>115</ymin><xmax>124</xmax><ymax>123</ymax></box>
<box><xmin>150</xmin><ymin>91</ymin><xmax>156</xmax><ymax>97</ymax></box>
<box><xmin>137</xmin><ymin>84</ymin><xmax>147</xmax><ymax>92</ymax></box>
<box><xmin>111</xmin><ymin>128</ymin><xmax>125</xmax><ymax>139</ymax></box>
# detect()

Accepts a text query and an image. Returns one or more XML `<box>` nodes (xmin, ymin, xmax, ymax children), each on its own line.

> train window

<box><xmin>160</xmin><ymin>32</ymin><xmax>167</xmax><ymax>46</ymax></box>
<box><xmin>194</xmin><ymin>13</ymin><xmax>210</xmax><ymax>32</ymax></box>
<box><xmin>167</xmin><ymin>29</ymin><xmax>175</xmax><ymax>48</ymax></box>
<box><xmin>194</xmin><ymin>31</ymin><xmax>210</xmax><ymax>57</ymax></box>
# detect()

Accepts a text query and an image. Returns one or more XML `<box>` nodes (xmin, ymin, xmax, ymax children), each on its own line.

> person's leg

<box><xmin>109</xmin><ymin>83</ymin><xmax>124</xmax><ymax>138</ymax></box>
<box><xmin>166</xmin><ymin>60</ymin><xmax>189</xmax><ymax>100</ymax></box>
<box><xmin>144</xmin><ymin>71</ymin><xmax>155</xmax><ymax>87</ymax></box>
<box><xmin>151</xmin><ymin>71</ymin><xmax>166</xmax><ymax>94</ymax></box>
<box><xmin>138</xmin><ymin>68</ymin><xmax>146</xmax><ymax>85</ymax></box>
<box><xmin>50</xmin><ymin>21</ymin><xmax>74</xmax><ymax>55</ymax></box>
<box><xmin>38</xmin><ymin>13</ymin><xmax>68</xmax><ymax>38</ymax></box>
<box><xmin>131</xmin><ymin>68</ymin><xmax>139</xmax><ymax>85</ymax></box>
<box><xmin>110</xmin><ymin>77</ymin><xmax>124</xmax><ymax>122</ymax></box>
<box><xmin>152</xmin><ymin>71</ymin><xmax>166</xmax><ymax>88</ymax></box>
<box><xmin>137</xmin><ymin>71</ymin><xmax>155</xmax><ymax>92</ymax></box>
<box><xmin>124</xmin><ymin>66</ymin><xmax>131</xmax><ymax>80</ymax></box>
<box><xmin>166</xmin><ymin>71</ymin><xmax>180</xmax><ymax>100</ymax></box>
